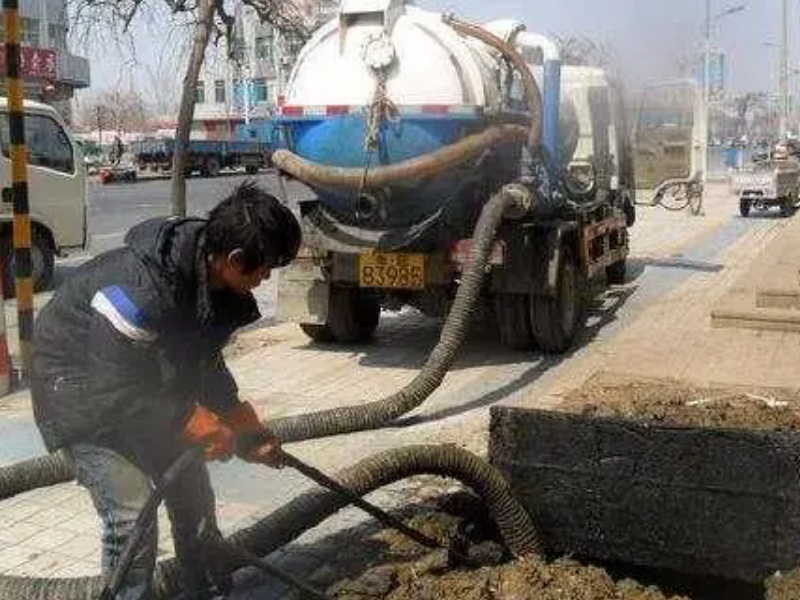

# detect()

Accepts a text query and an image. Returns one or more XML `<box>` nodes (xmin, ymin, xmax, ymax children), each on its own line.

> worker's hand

<box><xmin>181</xmin><ymin>404</ymin><xmax>236</xmax><ymax>462</ymax></box>
<box><xmin>224</xmin><ymin>401</ymin><xmax>284</xmax><ymax>469</ymax></box>
<box><xmin>243</xmin><ymin>431</ymin><xmax>284</xmax><ymax>469</ymax></box>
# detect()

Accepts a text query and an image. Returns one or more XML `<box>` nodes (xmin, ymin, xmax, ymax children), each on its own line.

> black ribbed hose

<box><xmin>265</xmin><ymin>184</ymin><xmax>531</xmax><ymax>443</ymax></box>
<box><xmin>0</xmin><ymin>452</ymin><xmax>74</xmax><ymax>501</ymax></box>
<box><xmin>0</xmin><ymin>444</ymin><xmax>542</xmax><ymax>599</ymax></box>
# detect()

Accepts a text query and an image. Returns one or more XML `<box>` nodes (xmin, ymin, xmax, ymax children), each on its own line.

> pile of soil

<box><xmin>559</xmin><ymin>373</ymin><xmax>800</xmax><ymax>431</ymax></box>
<box><xmin>331</xmin><ymin>555</ymin><xmax>690</xmax><ymax>600</ymax></box>
<box><xmin>326</xmin><ymin>507</ymin><xmax>688</xmax><ymax>600</ymax></box>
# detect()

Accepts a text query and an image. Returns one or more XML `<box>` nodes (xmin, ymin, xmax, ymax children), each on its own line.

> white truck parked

<box><xmin>0</xmin><ymin>98</ymin><xmax>87</xmax><ymax>296</ymax></box>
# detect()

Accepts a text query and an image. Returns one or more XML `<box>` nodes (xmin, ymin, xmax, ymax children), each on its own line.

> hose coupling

<box><xmin>501</xmin><ymin>183</ymin><xmax>535</xmax><ymax>220</ymax></box>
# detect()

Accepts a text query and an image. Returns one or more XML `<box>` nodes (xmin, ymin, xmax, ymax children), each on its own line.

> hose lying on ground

<box><xmin>0</xmin><ymin>444</ymin><xmax>543</xmax><ymax>599</ymax></box>
<box><xmin>265</xmin><ymin>184</ymin><xmax>532</xmax><ymax>443</ymax></box>
<box><xmin>0</xmin><ymin>452</ymin><xmax>74</xmax><ymax>501</ymax></box>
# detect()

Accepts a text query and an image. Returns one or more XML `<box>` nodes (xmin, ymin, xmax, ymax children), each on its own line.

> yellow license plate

<box><xmin>358</xmin><ymin>252</ymin><xmax>425</xmax><ymax>290</ymax></box>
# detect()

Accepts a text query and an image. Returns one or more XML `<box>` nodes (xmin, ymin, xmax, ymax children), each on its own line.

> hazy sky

<box><xmin>84</xmin><ymin>0</ymin><xmax>789</xmax><ymax>97</ymax></box>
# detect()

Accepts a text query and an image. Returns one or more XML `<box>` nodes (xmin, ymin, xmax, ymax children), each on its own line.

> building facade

<box><xmin>193</xmin><ymin>0</ymin><xmax>336</xmax><ymax>140</ymax></box>
<box><xmin>0</xmin><ymin>0</ymin><xmax>91</xmax><ymax>122</ymax></box>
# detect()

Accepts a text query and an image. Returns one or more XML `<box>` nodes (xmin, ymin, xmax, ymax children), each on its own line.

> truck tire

<box><xmin>1</xmin><ymin>228</ymin><xmax>55</xmax><ymax>298</ymax></box>
<box><xmin>299</xmin><ymin>323</ymin><xmax>336</xmax><ymax>343</ymax></box>
<box><xmin>245</xmin><ymin>165</ymin><xmax>259</xmax><ymax>175</ymax></box>
<box><xmin>606</xmin><ymin>258</ymin><xmax>626</xmax><ymax>285</ymax></box>
<box><xmin>300</xmin><ymin>286</ymin><xmax>380</xmax><ymax>344</ymax></box>
<box><xmin>739</xmin><ymin>197</ymin><xmax>750</xmax><ymax>218</ymax></box>
<box><xmin>494</xmin><ymin>294</ymin><xmax>535</xmax><ymax>350</ymax></box>
<box><xmin>530</xmin><ymin>249</ymin><xmax>585</xmax><ymax>353</ymax></box>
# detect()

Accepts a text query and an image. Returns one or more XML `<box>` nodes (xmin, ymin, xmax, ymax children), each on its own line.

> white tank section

<box><xmin>285</xmin><ymin>1</ymin><xmax>503</xmax><ymax>109</ymax></box>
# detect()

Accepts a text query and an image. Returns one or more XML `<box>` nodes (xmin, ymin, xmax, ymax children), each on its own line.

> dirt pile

<box><xmin>560</xmin><ymin>374</ymin><xmax>800</xmax><ymax>431</ymax></box>
<box><xmin>331</xmin><ymin>554</ymin><xmax>689</xmax><ymax>600</ymax></box>
<box><xmin>325</xmin><ymin>506</ymin><xmax>687</xmax><ymax>600</ymax></box>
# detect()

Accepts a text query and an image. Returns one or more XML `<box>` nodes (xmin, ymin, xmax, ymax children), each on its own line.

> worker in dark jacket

<box><xmin>31</xmin><ymin>181</ymin><xmax>301</xmax><ymax>599</ymax></box>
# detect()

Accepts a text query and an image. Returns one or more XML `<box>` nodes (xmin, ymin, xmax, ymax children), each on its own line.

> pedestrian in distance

<box><xmin>30</xmin><ymin>181</ymin><xmax>302</xmax><ymax>599</ymax></box>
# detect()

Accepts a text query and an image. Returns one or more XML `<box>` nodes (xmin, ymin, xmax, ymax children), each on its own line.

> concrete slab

<box><xmin>490</xmin><ymin>404</ymin><xmax>800</xmax><ymax>583</ymax></box>
<box><xmin>709</xmin><ymin>213</ymin><xmax>800</xmax><ymax>329</ymax></box>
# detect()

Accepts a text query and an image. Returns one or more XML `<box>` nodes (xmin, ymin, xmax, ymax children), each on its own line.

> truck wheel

<box><xmin>530</xmin><ymin>249</ymin><xmax>585</xmax><ymax>353</ymax></box>
<box><xmin>299</xmin><ymin>323</ymin><xmax>336</xmax><ymax>343</ymax></box>
<box><xmin>205</xmin><ymin>157</ymin><xmax>221</xmax><ymax>178</ymax></box>
<box><xmin>1</xmin><ymin>228</ymin><xmax>55</xmax><ymax>298</ymax></box>
<box><xmin>494</xmin><ymin>294</ymin><xmax>535</xmax><ymax>350</ymax></box>
<box><xmin>245</xmin><ymin>165</ymin><xmax>259</xmax><ymax>175</ymax></box>
<box><xmin>328</xmin><ymin>287</ymin><xmax>380</xmax><ymax>343</ymax></box>
<box><xmin>606</xmin><ymin>258</ymin><xmax>626</xmax><ymax>285</ymax></box>
<box><xmin>300</xmin><ymin>287</ymin><xmax>380</xmax><ymax>344</ymax></box>
<box><xmin>739</xmin><ymin>198</ymin><xmax>750</xmax><ymax>217</ymax></box>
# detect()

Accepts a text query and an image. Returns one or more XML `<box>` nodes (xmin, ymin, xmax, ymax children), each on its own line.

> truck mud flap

<box><xmin>489</xmin><ymin>405</ymin><xmax>800</xmax><ymax>583</ymax></box>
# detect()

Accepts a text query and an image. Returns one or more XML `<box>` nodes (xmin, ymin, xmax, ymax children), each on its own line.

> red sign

<box><xmin>0</xmin><ymin>47</ymin><xmax>57</xmax><ymax>80</ymax></box>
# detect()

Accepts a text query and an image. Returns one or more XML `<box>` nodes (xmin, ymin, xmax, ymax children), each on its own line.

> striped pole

<box><xmin>3</xmin><ymin>0</ymin><xmax>33</xmax><ymax>378</ymax></box>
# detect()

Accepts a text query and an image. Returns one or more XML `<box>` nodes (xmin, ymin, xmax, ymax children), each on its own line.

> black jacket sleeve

<box><xmin>199</xmin><ymin>351</ymin><xmax>240</xmax><ymax>416</ymax></box>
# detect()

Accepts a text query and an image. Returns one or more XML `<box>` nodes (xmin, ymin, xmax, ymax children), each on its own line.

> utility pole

<box><xmin>703</xmin><ymin>0</ymin><xmax>711</xmax><ymax>185</ymax></box>
<box><xmin>779</xmin><ymin>0</ymin><xmax>789</xmax><ymax>137</ymax></box>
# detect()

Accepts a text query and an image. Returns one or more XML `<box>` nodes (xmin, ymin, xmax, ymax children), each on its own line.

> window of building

<box><xmin>21</xmin><ymin>18</ymin><xmax>40</xmax><ymax>46</ymax></box>
<box><xmin>285</xmin><ymin>32</ymin><xmax>304</xmax><ymax>56</ymax></box>
<box><xmin>232</xmin><ymin>39</ymin><xmax>245</xmax><ymax>64</ymax></box>
<box><xmin>195</xmin><ymin>81</ymin><xmax>205</xmax><ymax>103</ymax></box>
<box><xmin>253</xmin><ymin>78</ymin><xmax>268</xmax><ymax>103</ymax></box>
<box><xmin>48</xmin><ymin>23</ymin><xmax>66</xmax><ymax>49</ymax></box>
<box><xmin>255</xmin><ymin>34</ymin><xmax>273</xmax><ymax>62</ymax></box>
<box><xmin>0</xmin><ymin>113</ymin><xmax>74</xmax><ymax>173</ymax></box>
<box><xmin>214</xmin><ymin>80</ymin><xmax>226</xmax><ymax>104</ymax></box>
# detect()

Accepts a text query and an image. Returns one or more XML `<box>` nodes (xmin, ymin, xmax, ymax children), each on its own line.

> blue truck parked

<box><xmin>131</xmin><ymin>138</ymin><xmax>268</xmax><ymax>177</ymax></box>
<box><xmin>234</xmin><ymin>119</ymin><xmax>289</xmax><ymax>165</ymax></box>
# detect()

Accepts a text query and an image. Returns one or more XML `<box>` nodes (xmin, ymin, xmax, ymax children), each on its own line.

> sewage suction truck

<box><xmin>273</xmin><ymin>0</ymin><xmax>690</xmax><ymax>353</ymax></box>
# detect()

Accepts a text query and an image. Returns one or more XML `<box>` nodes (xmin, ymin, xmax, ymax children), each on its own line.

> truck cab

<box><xmin>0</xmin><ymin>98</ymin><xmax>87</xmax><ymax>295</ymax></box>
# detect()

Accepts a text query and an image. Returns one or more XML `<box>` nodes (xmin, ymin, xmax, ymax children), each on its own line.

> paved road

<box><xmin>0</xmin><ymin>179</ymin><xmax>791</xmax><ymax>598</ymax></box>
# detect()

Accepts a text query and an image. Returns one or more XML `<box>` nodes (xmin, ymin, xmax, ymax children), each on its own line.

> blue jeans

<box><xmin>69</xmin><ymin>443</ymin><xmax>219</xmax><ymax>600</ymax></box>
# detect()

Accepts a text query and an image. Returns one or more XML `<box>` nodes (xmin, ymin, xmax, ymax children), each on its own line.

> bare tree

<box><xmin>551</xmin><ymin>34</ymin><xmax>616</xmax><ymax>69</ymax></box>
<box><xmin>76</xmin><ymin>88</ymin><xmax>151</xmax><ymax>136</ymax></box>
<box><xmin>66</xmin><ymin>0</ymin><xmax>310</xmax><ymax>216</ymax></box>
<box><xmin>143</xmin><ymin>49</ymin><xmax>184</xmax><ymax>119</ymax></box>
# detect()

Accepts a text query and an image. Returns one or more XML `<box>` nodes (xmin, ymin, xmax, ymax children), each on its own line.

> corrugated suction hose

<box><xmin>264</xmin><ymin>184</ymin><xmax>532</xmax><ymax>442</ymax></box>
<box><xmin>0</xmin><ymin>444</ymin><xmax>542</xmax><ymax>599</ymax></box>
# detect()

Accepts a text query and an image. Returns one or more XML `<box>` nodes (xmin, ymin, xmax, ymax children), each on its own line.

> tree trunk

<box><xmin>170</xmin><ymin>0</ymin><xmax>215</xmax><ymax>216</ymax></box>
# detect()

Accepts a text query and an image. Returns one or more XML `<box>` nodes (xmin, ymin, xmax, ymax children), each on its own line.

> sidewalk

<box><xmin>0</xmin><ymin>184</ymin><xmax>790</xmax><ymax>589</ymax></box>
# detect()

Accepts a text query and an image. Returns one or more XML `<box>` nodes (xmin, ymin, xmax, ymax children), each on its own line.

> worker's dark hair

<box><xmin>205</xmin><ymin>181</ymin><xmax>301</xmax><ymax>272</ymax></box>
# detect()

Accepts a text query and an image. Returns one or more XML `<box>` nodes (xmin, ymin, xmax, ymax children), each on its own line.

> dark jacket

<box><xmin>31</xmin><ymin>217</ymin><xmax>260</xmax><ymax>472</ymax></box>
